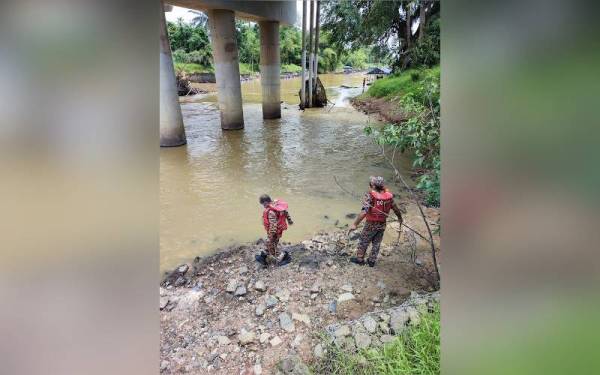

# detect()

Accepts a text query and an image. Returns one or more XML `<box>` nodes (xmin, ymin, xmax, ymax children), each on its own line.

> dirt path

<box><xmin>160</xmin><ymin>206</ymin><xmax>439</xmax><ymax>374</ymax></box>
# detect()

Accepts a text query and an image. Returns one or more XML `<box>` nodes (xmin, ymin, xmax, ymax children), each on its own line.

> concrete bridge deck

<box><xmin>160</xmin><ymin>1</ymin><xmax>297</xmax><ymax>146</ymax></box>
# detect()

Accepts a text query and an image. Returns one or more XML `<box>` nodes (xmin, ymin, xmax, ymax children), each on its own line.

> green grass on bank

<box><xmin>174</xmin><ymin>62</ymin><xmax>213</xmax><ymax>74</ymax></box>
<box><xmin>366</xmin><ymin>65</ymin><xmax>440</xmax><ymax>99</ymax></box>
<box><xmin>282</xmin><ymin>63</ymin><xmax>302</xmax><ymax>73</ymax></box>
<box><xmin>314</xmin><ymin>303</ymin><xmax>440</xmax><ymax>375</ymax></box>
<box><xmin>173</xmin><ymin>62</ymin><xmax>313</xmax><ymax>76</ymax></box>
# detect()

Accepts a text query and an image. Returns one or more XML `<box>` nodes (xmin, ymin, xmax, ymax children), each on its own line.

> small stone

<box><xmin>216</xmin><ymin>335</ymin><xmax>231</xmax><ymax>345</ymax></box>
<box><xmin>235</xmin><ymin>285</ymin><xmax>247</xmax><ymax>296</ymax></box>
<box><xmin>276</xmin><ymin>289</ymin><xmax>291</xmax><ymax>302</ymax></box>
<box><xmin>334</xmin><ymin>325</ymin><xmax>351</xmax><ymax>337</ymax></box>
<box><xmin>337</xmin><ymin>293</ymin><xmax>355</xmax><ymax>303</ymax></box>
<box><xmin>226</xmin><ymin>279</ymin><xmax>238</xmax><ymax>293</ymax></box>
<box><xmin>254</xmin><ymin>364</ymin><xmax>262</xmax><ymax>374</ymax></box>
<box><xmin>159</xmin><ymin>297</ymin><xmax>169</xmax><ymax>310</ymax></box>
<box><xmin>341</xmin><ymin>284</ymin><xmax>353</xmax><ymax>293</ymax></box>
<box><xmin>380</xmin><ymin>334</ymin><xmax>395</xmax><ymax>344</ymax></box>
<box><xmin>291</xmin><ymin>334</ymin><xmax>303</xmax><ymax>348</ymax></box>
<box><xmin>313</xmin><ymin>344</ymin><xmax>324</xmax><ymax>359</ymax></box>
<box><xmin>310</xmin><ymin>293</ymin><xmax>318</xmax><ymax>300</ymax></box>
<box><xmin>259</xmin><ymin>332</ymin><xmax>270</xmax><ymax>343</ymax></box>
<box><xmin>254</xmin><ymin>280</ymin><xmax>266</xmax><ymax>292</ymax></box>
<box><xmin>363</xmin><ymin>316</ymin><xmax>377</xmax><ymax>333</ymax></box>
<box><xmin>160</xmin><ymin>360</ymin><xmax>169</xmax><ymax>371</ymax></box>
<box><xmin>238</xmin><ymin>330</ymin><xmax>256</xmax><ymax>345</ymax></box>
<box><xmin>270</xmin><ymin>336</ymin><xmax>282</xmax><ymax>347</ymax></box>
<box><xmin>279</xmin><ymin>312</ymin><xmax>295</xmax><ymax>332</ymax></box>
<box><xmin>354</xmin><ymin>332</ymin><xmax>371</xmax><ymax>349</ymax></box>
<box><xmin>239</xmin><ymin>265</ymin><xmax>249</xmax><ymax>274</ymax></box>
<box><xmin>390</xmin><ymin>309</ymin><xmax>409</xmax><ymax>334</ymax></box>
<box><xmin>292</xmin><ymin>312</ymin><xmax>311</xmax><ymax>327</ymax></box>
<box><xmin>376</xmin><ymin>280</ymin><xmax>386</xmax><ymax>289</ymax></box>
<box><xmin>176</xmin><ymin>264</ymin><xmax>189</xmax><ymax>274</ymax></box>
<box><xmin>255</xmin><ymin>303</ymin><xmax>266</xmax><ymax>317</ymax></box>
<box><xmin>328</xmin><ymin>300</ymin><xmax>337</xmax><ymax>314</ymax></box>
<box><xmin>265</xmin><ymin>295</ymin><xmax>278</xmax><ymax>308</ymax></box>
<box><xmin>379</xmin><ymin>321</ymin><xmax>390</xmax><ymax>334</ymax></box>
<box><xmin>326</xmin><ymin>259</ymin><xmax>334</xmax><ymax>267</ymax></box>
<box><xmin>310</xmin><ymin>283</ymin><xmax>321</xmax><ymax>294</ymax></box>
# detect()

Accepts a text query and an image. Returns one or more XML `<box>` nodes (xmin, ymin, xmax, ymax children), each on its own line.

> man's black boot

<box><xmin>277</xmin><ymin>251</ymin><xmax>292</xmax><ymax>267</ymax></box>
<box><xmin>367</xmin><ymin>259</ymin><xmax>376</xmax><ymax>267</ymax></box>
<box><xmin>350</xmin><ymin>257</ymin><xmax>365</xmax><ymax>265</ymax></box>
<box><xmin>255</xmin><ymin>251</ymin><xmax>268</xmax><ymax>266</ymax></box>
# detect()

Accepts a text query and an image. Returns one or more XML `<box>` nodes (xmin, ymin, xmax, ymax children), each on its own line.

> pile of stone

<box><xmin>318</xmin><ymin>291</ymin><xmax>439</xmax><ymax>356</ymax></box>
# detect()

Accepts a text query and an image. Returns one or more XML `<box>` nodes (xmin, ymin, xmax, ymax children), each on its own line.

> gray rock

<box><xmin>259</xmin><ymin>332</ymin><xmax>270</xmax><ymax>343</ymax></box>
<box><xmin>176</xmin><ymin>264</ymin><xmax>189</xmax><ymax>274</ymax></box>
<box><xmin>363</xmin><ymin>316</ymin><xmax>377</xmax><ymax>333</ymax></box>
<box><xmin>255</xmin><ymin>303</ymin><xmax>266</xmax><ymax>317</ymax></box>
<box><xmin>270</xmin><ymin>335</ymin><xmax>282</xmax><ymax>347</ymax></box>
<box><xmin>279</xmin><ymin>312</ymin><xmax>295</xmax><ymax>332</ymax></box>
<box><xmin>328</xmin><ymin>300</ymin><xmax>337</xmax><ymax>314</ymax></box>
<box><xmin>379</xmin><ymin>321</ymin><xmax>390</xmax><ymax>334</ymax></box>
<box><xmin>354</xmin><ymin>331</ymin><xmax>371</xmax><ymax>349</ymax></box>
<box><xmin>160</xmin><ymin>360</ymin><xmax>169</xmax><ymax>371</ymax></box>
<box><xmin>159</xmin><ymin>297</ymin><xmax>169</xmax><ymax>310</ymax></box>
<box><xmin>313</xmin><ymin>343</ymin><xmax>324</xmax><ymax>358</ymax></box>
<box><xmin>341</xmin><ymin>284</ymin><xmax>353</xmax><ymax>293</ymax></box>
<box><xmin>266</xmin><ymin>295</ymin><xmax>278</xmax><ymax>308</ymax></box>
<box><xmin>291</xmin><ymin>334</ymin><xmax>304</xmax><ymax>348</ymax></box>
<box><xmin>334</xmin><ymin>325</ymin><xmax>351</xmax><ymax>337</ymax></box>
<box><xmin>254</xmin><ymin>364</ymin><xmax>263</xmax><ymax>375</ymax></box>
<box><xmin>326</xmin><ymin>259</ymin><xmax>334</xmax><ymax>267</ymax></box>
<box><xmin>226</xmin><ymin>279</ymin><xmax>238</xmax><ymax>293</ymax></box>
<box><xmin>174</xmin><ymin>276</ymin><xmax>187</xmax><ymax>287</ymax></box>
<box><xmin>276</xmin><ymin>355</ymin><xmax>311</xmax><ymax>375</ymax></box>
<box><xmin>239</xmin><ymin>265</ymin><xmax>249</xmax><ymax>274</ymax></box>
<box><xmin>234</xmin><ymin>285</ymin><xmax>247</xmax><ymax>296</ymax></box>
<box><xmin>238</xmin><ymin>330</ymin><xmax>256</xmax><ymax>345</ymax></box>
<box><xmin>254</xmin><ymin>280</ymin><xmax>267</xmax><ymax>292</ymax></box>
<box><xmin>216</xmin><ymin>335</ymin><xmax>230</xmax><ymax>345</ymax></box>
<box><xmin>390</xmin><ymin>309</ymin><xmax>409</xmax><ymax>334</ymax></box>
<box><xmin>337</xmin><ymin>292</ymin><xmax>355</xmax><ymax>303</ymax></box>
<box><xmin>276</xmin><ymin>288</ymin><xmax>291</xmax><ymax>302</ymax></box>
<box><xmin>292</xmin><ymin>312</ymin><xmax>311</xmax><ymax>326</ymax></box>
<box><xmin>310</xmin><ymin>282</ymin><xmax>321</xmax><ymax>294</ymax></box>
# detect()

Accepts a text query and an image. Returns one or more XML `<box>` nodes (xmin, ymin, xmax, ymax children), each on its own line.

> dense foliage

<box><xmin>167</xmin><ymin>13</ymin><xmax>379</xmax><ymax>74</ymax></box>
<box><xmin>365</xmin><ymin>67</ymin><xmax>440</xmax><ymax>206</ymax></box>
<box><xmin>322</xmin><ymin>0</ymin><xmax>440</xmax><ymax>70</ymax></box>
<box><xmin>314</xmin><ymin>302</ymin><xmax>440</xmax><ymax>374</ymax></box>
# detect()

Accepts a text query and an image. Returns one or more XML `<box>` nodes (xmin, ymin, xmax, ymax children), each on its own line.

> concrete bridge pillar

<box><xmin>208</xmin><ymin>9</ymin><xmax>244</xmax><ymax>130</ymax></box>
<box><xmin>259</xmin><ymin>21</ymin><xmax>281</xmax><ymax>119</ymax></box>
<box><xmin>160</xmin><ymin>5</ymin><xmax>186</xmax><ymax>147</ymax></box>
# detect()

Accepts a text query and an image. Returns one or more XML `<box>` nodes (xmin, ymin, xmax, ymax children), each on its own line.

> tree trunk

<box><xmin>419</xmin><ymin>0</ymin><xmax>426</xmax><ymax>41</ymax></box>
<box><xmin>405</xmin><ymin>1</ymin><xmax>412</xmax><ymax>50</ymax></box>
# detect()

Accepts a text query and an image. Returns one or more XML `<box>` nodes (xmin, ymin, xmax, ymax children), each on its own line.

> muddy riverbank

<box><xmin>159</xmin><ymin>203</ymin><xmax>440</xmax><ymax>374</ymax></box>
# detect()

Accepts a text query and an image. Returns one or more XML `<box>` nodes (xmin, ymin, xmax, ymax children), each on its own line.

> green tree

<box><xmin>322</xmin><ymin>0</ymin><xmax>440</xmax><ymax>70</ymax></box>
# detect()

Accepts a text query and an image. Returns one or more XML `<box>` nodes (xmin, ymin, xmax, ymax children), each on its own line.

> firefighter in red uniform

<box><xmin>348</xmin><ymin>176</ymin><xmax>403</xmax><ymax>267</ymax></box>
<box><xmin>256</xmin><ymin>194</ymin><xmax>293</xmax><ymax>266</ymax></box>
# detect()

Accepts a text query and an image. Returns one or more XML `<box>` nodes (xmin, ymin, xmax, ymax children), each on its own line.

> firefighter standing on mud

<box><xmin>348</xmin><ymin>176</ymin><xmax>403</xmax><ymax>267</ymax></box>
<box><xmin>255</xmin><ymin>194</ymin><xmax>293</xmax><ymax>267</ymax></box>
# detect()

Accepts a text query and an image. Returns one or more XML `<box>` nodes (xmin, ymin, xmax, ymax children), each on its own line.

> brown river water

<box><xmin>160</xmin><ymin>73</ymin><xmax>412</xmax><ymax>272</ymax></box>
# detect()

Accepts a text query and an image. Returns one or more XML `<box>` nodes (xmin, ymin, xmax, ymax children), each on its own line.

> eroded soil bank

<box><xmin>160</xmin><ymin>205</ymin><xmax>440</xmax><ymax>375</ymax></box>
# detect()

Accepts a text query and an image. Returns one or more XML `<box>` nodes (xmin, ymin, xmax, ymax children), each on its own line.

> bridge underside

<box><xmin>160</xmin><ymin>1</ymin><xmax>296</xmax><ymax>145</ymax></box>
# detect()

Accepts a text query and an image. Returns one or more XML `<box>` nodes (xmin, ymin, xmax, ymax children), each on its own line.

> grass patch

<box><xmin>174</xmin><ymin>62</ymin><xmax>213</xmax><ymax>74</ymax></box>
<box><xmin>282</xmin><ymin>63</ymin><xmax>302</xmax><ymax>73</ymax></box>
<box><xmin>239</xmin><ymin>63</ymin><xmax>259</xmax><ymax>75</ymax></box>
<box><xmin>367</xmin><ymin>66</ymin><xmax>440</xmax><ymax>99</ymax></box>
<box><xmin>314</xmin><ymin>303</ymin><xmax>440</xmax><ymax>375</ymax></box>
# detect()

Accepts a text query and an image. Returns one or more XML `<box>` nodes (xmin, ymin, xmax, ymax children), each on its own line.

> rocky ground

<box><xmin>160</xmin><ymin>216</ymin><xmax>440</xmax><ymax>375</ymax></box>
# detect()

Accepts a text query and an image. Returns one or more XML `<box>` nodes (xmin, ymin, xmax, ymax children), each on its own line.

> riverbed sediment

<box><xmin>160</xmin><ymin>208</ymin><xmax>440</xmax><ymax>374</ymax></box>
